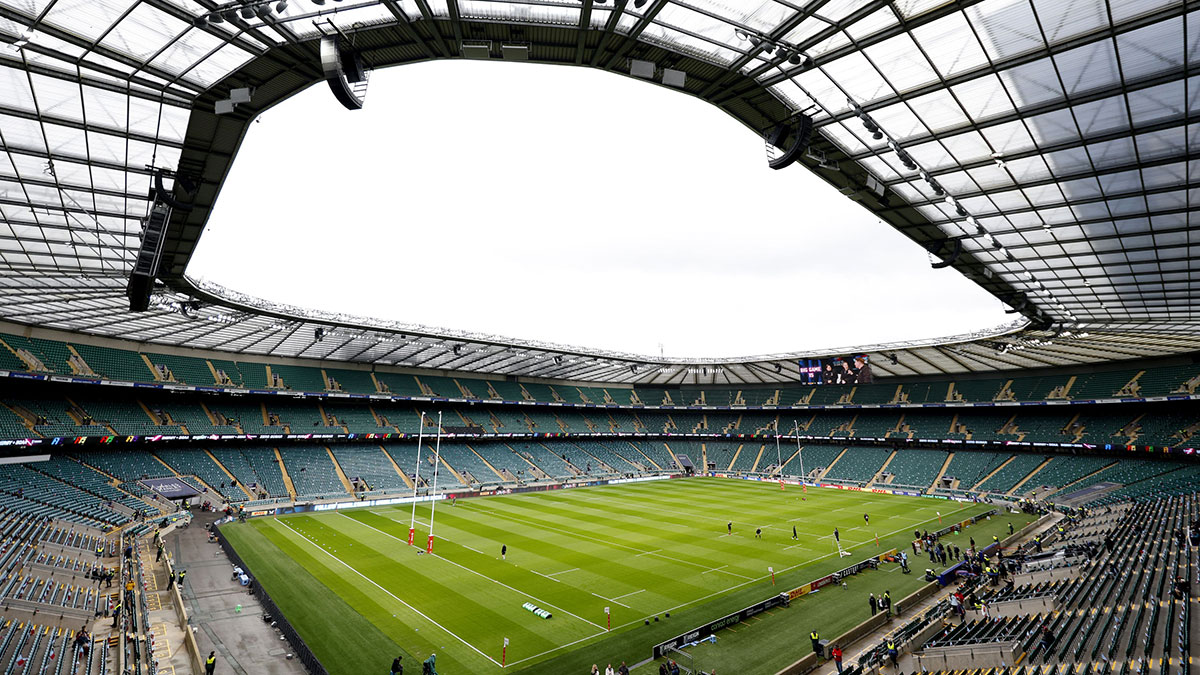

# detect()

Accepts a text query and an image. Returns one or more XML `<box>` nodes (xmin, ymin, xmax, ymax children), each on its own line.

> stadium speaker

<box><xmin>930</xmin><ymin>239</ymin><xmax>961</xmax><ymax>269</ymax></box>
<box><xmin>766</xmin><ymin>114</ymin><xmax>814</xmax><ymax>170</ymax></box>
<box><xmin>320</xmin><ymin>36</ymin><xmax>368</xmax><ymax>110</ymax></box>
<box><xmin>151</xmin><ymin>170</ymin><xmax>194</xmax><ymax>211</ymax></box>
<box><xmin>126</xmin><ymin>203</ymin><xmax>172</xmax><ymax>312</ymax></box>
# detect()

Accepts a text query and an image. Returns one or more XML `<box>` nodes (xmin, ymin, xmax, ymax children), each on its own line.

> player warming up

<box><xmin>727</xmin><ymin>522</ymin><xmax>732</xmax><ymax>535</ymax></box>
<box><xmin>864</xmin><ymin>513</ymin><xmax>870</xmax><ymax>525</ymax></box>
<box><xmin>501</xmin><ymin>544</ymin><xmax>507</xmax><ymax>560</ymax></box>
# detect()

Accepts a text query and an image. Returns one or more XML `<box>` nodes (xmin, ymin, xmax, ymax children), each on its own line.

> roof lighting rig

<box><xmin>192</xmin><ymin>0</ymin><xmax>289</xmax><ymax>26</ymax></box>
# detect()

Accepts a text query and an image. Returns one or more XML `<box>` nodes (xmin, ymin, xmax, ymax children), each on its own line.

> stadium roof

<box><xmin>0</xmin><ymin>0</ymin><xmax>1197</xmax><ymax>384</ymax></box>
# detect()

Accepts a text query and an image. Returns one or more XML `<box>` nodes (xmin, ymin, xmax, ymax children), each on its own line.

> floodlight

<box><xmin>208</xmin><ymin>11</ymin><xmax>224</xmax><ymax>22</ymax></box>
<box><xmin>788</xmin><ymin>51</ymin><xmax>804</xmax><ymax>65</ymax></box>
<box><xmin>734</xmin><ymin>29</ymin><xmax>749</xmax><ymax>41</ymax></box>
<box><xmin>240</xmin><ymin>6</ymin><xmax>256</xmax><ymax>18</ymax></box>
<box><xmin>275</xmin><ymin>0</ymin><xmax>288</xmax><ymax>11</ymax></box>
<box><xmin>222</xmin><ymin>9</ymin><xmax>238</xmax><ymax>21</ymax></box>
<box><xmin>956</xmin><ymin>204</ymin><xmax>968</xmax><ymax>217</ymax></box>
<box><xmin>193</xmin><ymin>15</ymin><xmax>208</xmax><ymax>26</ymax></box>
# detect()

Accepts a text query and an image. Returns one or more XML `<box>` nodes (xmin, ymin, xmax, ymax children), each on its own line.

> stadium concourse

<box><xmin>1</xmin><ymin>0</ymin><xmax>1199</xmax><ymax>673</ymax></box>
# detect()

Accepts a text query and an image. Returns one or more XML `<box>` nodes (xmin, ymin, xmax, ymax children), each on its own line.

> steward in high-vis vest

<box><xmin>205</xmin><ymin>652</ymin><xmax>216</xmax><ymax>675</ymax></box>
<box><xmin>810</xmin><ymin>630</ymin><xmax>822</xmax><ymax>656</ymax></box>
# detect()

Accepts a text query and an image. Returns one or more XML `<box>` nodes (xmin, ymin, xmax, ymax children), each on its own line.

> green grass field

<box><xmin>223</xmin><ymin>477</ymin><xmax>1020</xmax><ymax>674</ymax></box>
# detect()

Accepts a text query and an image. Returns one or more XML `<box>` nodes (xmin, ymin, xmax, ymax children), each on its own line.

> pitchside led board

<box><xmin>797</xmin><ymin>354</ymin><xmax>873</xmax><ymax>385</ymax></box>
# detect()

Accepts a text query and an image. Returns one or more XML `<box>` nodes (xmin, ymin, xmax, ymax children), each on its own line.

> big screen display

<box><xmin>797</xmin><ymin>354</ymin><xmax>873</xmax><ymax>385</ymax></box>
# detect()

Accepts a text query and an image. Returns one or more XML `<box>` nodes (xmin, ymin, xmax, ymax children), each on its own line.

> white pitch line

<box><xmin>462</xmin><ymin>545</ymin><xmax>485</xmax><ymax>555</ymax></box>
<box><xmin>590</xmin><ymin>592</ymin><xmax>629</xmax><ymax>609</ymax></box>
<box><xmin>531</xmin><ymin>570</ymin><xmax>561</xmax><ymax>583</ymax></box>
<box><xmin>611</xmin><ymin>588</ymin><xmax>646</xmax><ymax>601</ymax></box>
<box><xmin>635</xmin><ymin>549</ymin><xmax>661</xmax><ymax>557</ymax></box>
<box><xmin>547</xmin><ymin>567</ymin><xmax>579</xmax><ymax>577</ymax></box>
<box><xmin>340</xmin><ymin>513</ymin><xmax>606</xmax><ymax>631</ymax></box>
<box><xmin>464</xmin><ymin>505</ymin><xmax>744</xmax><ymax>577</ymax></box>
<box><xmin>508</xmin><ymin>502</ymin><xmax>980</xmax><ymax>667</ymax></box>
<box><xmin>700</xmin><ymin>565</ymin><xmax>727</xmax><ymax>575</ymax></box>
<box><xmin>275</xmin><ymin>519</ymin><xmax>502</xmax><ymax>668</ymax></box>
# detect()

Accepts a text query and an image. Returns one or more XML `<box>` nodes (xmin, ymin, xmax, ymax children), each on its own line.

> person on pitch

<box><xmin>863</xmin><ymin>513</ymin><xmax>869</xmax><ymax>525</ymax></box>
<box><xmin>792</xmin><ymin>525</ymin><xmax>798</xmax><ymax>540</ymax></box>
<box><xmin>834</xmin><ymin>527</ymin><xmax>840</xmax><ymax>543</ymax></box>
<box><xmin>727</xmin><ymin>521</ymin><xmax>732</xmax><ymax>535</ymax></box>
<box><xmin>501</xmin><ymin>544</ymin><xmax>507</xmax><ymax>560</ymax></box>
<box><xmin>755</xmin><ymin>528</ymin><xmax>762</xmax><ymax>539</ymax></box>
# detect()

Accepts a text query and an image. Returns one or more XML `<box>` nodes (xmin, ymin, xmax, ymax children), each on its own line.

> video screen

<box><xmin>797</xmin><ymin>354</ymin><xmax>872</xmax><ymax>385</ymax></box>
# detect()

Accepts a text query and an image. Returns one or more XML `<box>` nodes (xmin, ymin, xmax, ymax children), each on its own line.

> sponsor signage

<box><xmin>652</xmin><ymin>593</ymin><xmax>790</xmax><ymax>659</ymax></box>
<box><xmin>140</xmin><ymin>477</ymin><xmax>201</xmax><ymax>499</ymax></box>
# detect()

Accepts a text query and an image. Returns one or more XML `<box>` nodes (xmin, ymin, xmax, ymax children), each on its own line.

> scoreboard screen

<box><xmin>797</xmin><ymin>354</ymin><xmax>873</xmax><ymax>385</ymax></box>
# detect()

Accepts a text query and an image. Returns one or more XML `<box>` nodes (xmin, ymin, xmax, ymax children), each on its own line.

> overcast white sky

<box><xmin>188</xmin><ymin>60</ymin><xmax>1010</xmax><ymax>358</ymax></box>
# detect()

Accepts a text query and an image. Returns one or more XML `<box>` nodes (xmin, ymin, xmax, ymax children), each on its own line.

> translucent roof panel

<box><xmin>0</xmin><ymin>0</ymin><xmax>1195</xmax><ymax>377</ymax></box>
<box><xmin>799</xmin><ymin>0</ymin><xmax>1197</xmax><ymax>326</ymax></box>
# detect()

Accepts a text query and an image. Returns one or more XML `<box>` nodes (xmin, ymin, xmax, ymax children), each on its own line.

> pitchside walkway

<box><xmin>800</xmin><ymin>512</ymin><xmax>1064</xmax><ymax>675</ymax></box>
<box><xmin>167</xmin><ymin>512</ymin><xmax>306</xmax><ymax>675</ymax></box>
